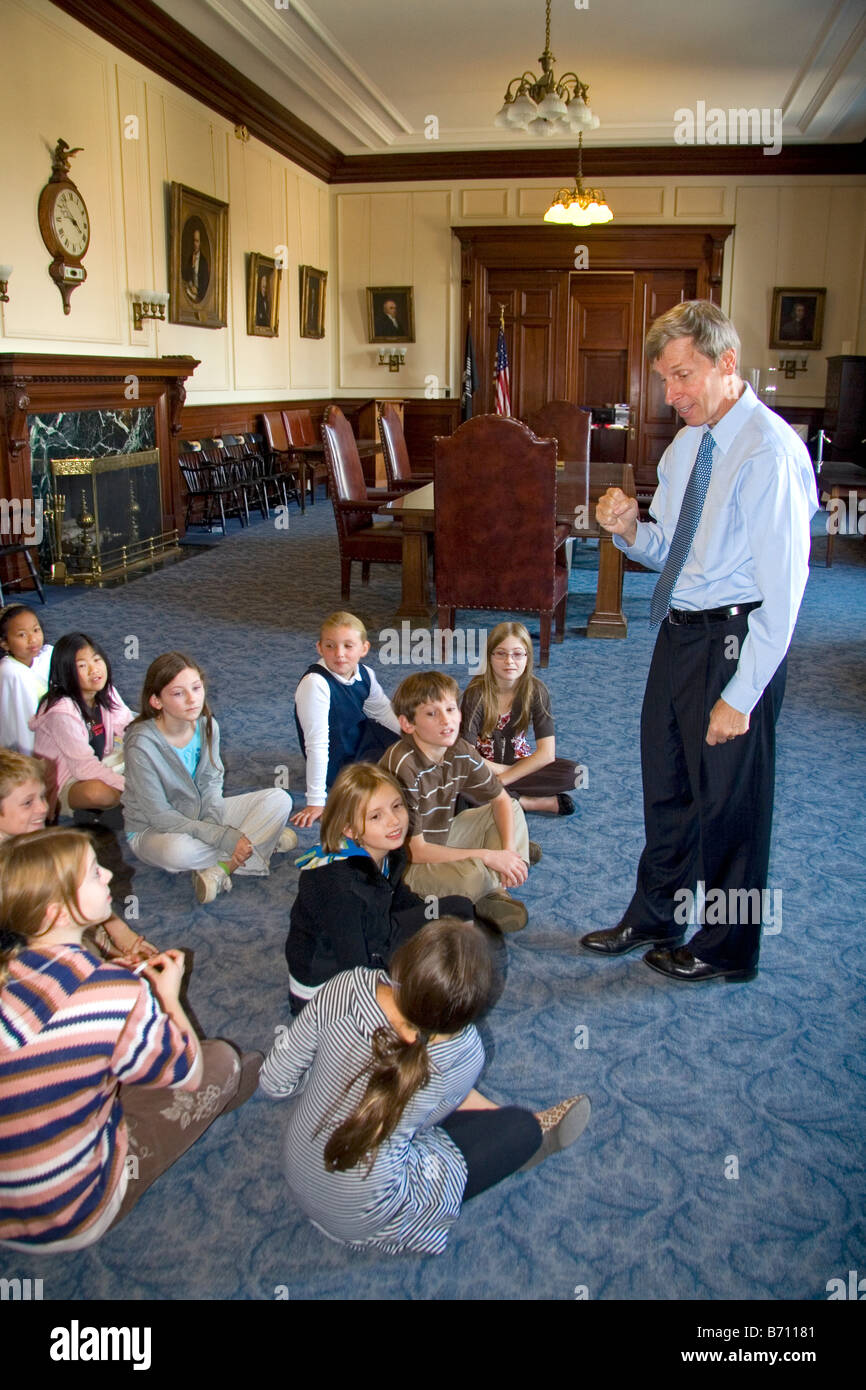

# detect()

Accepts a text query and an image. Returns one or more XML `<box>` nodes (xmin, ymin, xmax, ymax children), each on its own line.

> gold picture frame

<box><xmin>169</xmin><ymin>182</ymin><xmax>228</xmax><ymax>329</ymax></box>
<box><xmin>299</xmin><ymin>265</ymin><xmax>327</xmax><ymax>339</ymax></box>
<box><xmin>247</xmin><ymin>252</ymin><xmax>280</xmax><ymax>337</ymax></box>
<box><xmin>769</xmin><ymin>287</ymin><xmax>826</xmax><ymax>351</ymax></box>
<box><xmin>367</xmin><ymin>286</ymin><xmax>415</xmax><ymax>344</ymax></box>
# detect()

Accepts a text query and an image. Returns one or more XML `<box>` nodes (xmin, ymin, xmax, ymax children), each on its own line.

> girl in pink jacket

<box><xmin>30</xmin><ymin>632</ymin><xmax>134</xmax><ymax>816</ymax></box>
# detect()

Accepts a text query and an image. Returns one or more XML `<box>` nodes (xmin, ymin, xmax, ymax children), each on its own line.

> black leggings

<box><xmin>440</xmin><ymin>1106</ymin><xmax>542</xmax><ymax>1200</ymax></box>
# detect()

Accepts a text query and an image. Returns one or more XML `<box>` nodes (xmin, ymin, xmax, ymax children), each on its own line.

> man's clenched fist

<box><xmin>596</xmin><ymin>487</ymin><xmax>639</xmax><ymax>547</ymax></box>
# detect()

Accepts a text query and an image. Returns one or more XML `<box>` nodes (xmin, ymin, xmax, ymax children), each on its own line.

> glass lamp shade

<box><xmin>565</xmin><ymin>97</ymin><xmax>590</xmax><ymax>129</ymax></box>
<box><xmin>536</xmin><ymin>90</ymin><xmax>568</xmax><ymax>121</ymax></box>
<box><xmin>494</xmin><ymin>102</ymin><xmax>516</xmax><ymax>127</ymax></box>
<box><xmin>543</xmin><ymin>199</ymin><xmax>570</xmax><ymax>223</ymax></box>
<box><xmin>528</xmin><ymin>116</ymin><xmax>557</xmax><ymax>137</ymax></box>
<box><xmin>509</xmin><ymin>92</ymin><xmax>538</xmax><ymax>127</ymax></box>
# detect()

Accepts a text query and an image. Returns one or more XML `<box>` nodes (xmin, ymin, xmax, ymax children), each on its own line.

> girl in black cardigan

<box><xmin>285</xmin><ymin>764</ymin><xmax>473</xmax><ymax>1014</ymax></box>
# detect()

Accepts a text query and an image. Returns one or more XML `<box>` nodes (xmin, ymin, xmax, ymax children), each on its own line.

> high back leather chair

<box><xmin>378</xmin><ymin>402</ymin><xmax>433</xmax><ymax>491</ymax></box>
<box><xmin>320</xmin><ymin>406</ymin><xmax>403</xmax><ymax>600</ymax></box>
<box><xmin>434</xmin><ymin>415</ymin><xmax>569</xmax><ymax>667</ymax></box>
<box><xmin>525</xmin><ymin>400</ymin><xmax>591</xmax><ymax>465</ymax></box>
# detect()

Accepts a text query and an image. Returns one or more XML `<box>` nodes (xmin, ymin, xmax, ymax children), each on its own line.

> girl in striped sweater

<box><xmin>0</xmin><ymin>828</ymin><xmax>259</xmax><ymax>1251</ymax></box>
<box><xmin>261</xmin><ymin>917</ymin><xmax>591</xmax><ymax>1254</ymax></box>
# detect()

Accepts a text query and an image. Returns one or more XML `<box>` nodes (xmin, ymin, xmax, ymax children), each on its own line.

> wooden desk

<box><xmin>381</xmin><ymin>462</ymin><xmax>634</xmax><ymax>638</ymax></box>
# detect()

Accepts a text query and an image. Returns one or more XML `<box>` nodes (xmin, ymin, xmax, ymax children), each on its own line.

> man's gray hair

<box><xmin>645</xmin><ymin>300</ymin><xmax>741</xmax><ymax>366</ymax></box>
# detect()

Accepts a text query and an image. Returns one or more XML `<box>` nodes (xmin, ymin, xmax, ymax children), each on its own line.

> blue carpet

<box><xmin>2</xmin><ymin>503</ymin><xmax>864</xmax><ymax>1301</ymax></box>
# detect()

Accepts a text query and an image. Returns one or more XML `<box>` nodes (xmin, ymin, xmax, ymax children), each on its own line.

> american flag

<box><xmin>494</xmin><ymin>316</ymin><xmax>512</xmax><ymax>417</ymax></box>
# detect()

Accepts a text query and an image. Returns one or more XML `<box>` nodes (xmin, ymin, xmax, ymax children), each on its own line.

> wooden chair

<box><xmin>525</xmin><ymin>400</ymin><xmax>591</xmax><ymax>464</ymax></box>
<box><xmin>0</xmin><ymin>539</ymin><xmax>46</xmax><ymax>607</ymax></box>
<box><xmin>434</xmin><ymin>415</ymin><xmax>570</xmax><ymax>667</ymax></box>
<box><xmin>221</xmin><ymin>433</ymin><xmax>295</xmax><ymax>517</ymax></box>
<box><xmin>283</xmin><ymin>408</ymin><xmax>329</xmax><ymax>510</ymax></box>
<box><xmin>378</xmin><ymin>402</ymin><xmax>433</xmax><ymax>492</ymax></box>
<box><xmin>178</xmin><ymin>439</ymin><xmax>248</xmax><ymax>535</ymax></box>
<box><xmin>320</xmin><ymin>405</ymin><xmax>404</xmax><ymax>600</ymax></box>
<box><xmin>261</xmin><ymin>411</ymin><xmax>303</xmax><ymax>509</ymax></box>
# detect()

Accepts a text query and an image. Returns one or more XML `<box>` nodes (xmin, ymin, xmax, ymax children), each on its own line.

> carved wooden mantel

<box><xmin>0</xmin><ymin>354</ymin><xmax>199</xmax><ymax>538</ymax></box>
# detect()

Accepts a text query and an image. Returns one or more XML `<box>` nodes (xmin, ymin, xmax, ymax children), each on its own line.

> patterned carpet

<box><xmin>2</xmin><ymin>498</ymin><xmax>864</xmax><ymax>1301</ymax></box>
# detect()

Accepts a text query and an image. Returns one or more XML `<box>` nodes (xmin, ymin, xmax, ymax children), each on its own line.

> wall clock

<box><xmin>37</xmin><ymin>138</ymin><xmax>90</xmax><ymax>314</ymax></box>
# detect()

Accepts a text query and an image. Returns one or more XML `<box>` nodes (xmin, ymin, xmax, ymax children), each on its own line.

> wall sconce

<box><xmin>0</xmin><ymin>265</ymin><xmax>12</xmax><ymax>303</ymax></box>
<box><xmin>779</xmin><ymin>357</ymin><xmax>808</xmax><ymax>380</ymax></box>
<box><xmin>234</xmin><ymin>124</ymin><xmax>250</xmax><ymax>142</ymax></box>
<box><xmin>377</xmin><ymin>348</ymin><xmax>406</xmax><ymax>372</ymax></box>
<box><xmin>131</xmin><ymin>290</ymin><xmax>169</xmax><ymax>331</ymax></box>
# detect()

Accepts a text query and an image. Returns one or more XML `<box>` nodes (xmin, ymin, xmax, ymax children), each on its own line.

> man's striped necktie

<box><xmin>649</xmin><ymin>429</ymin><xmax>715</xmax><ymax>626</ymax></box>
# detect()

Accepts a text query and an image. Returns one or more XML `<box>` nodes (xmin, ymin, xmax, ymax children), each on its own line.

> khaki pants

<box><xmin>403</xmin><ymin>801</ymin><xmax>530</xmax><ymax>902</ymax></box>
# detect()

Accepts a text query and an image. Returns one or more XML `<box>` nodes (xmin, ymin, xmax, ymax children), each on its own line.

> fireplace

<box><xmin>47</xmin><ymin>449</ymin><xmax>177</xmax><ymax>583</ymax></box>
<box><xmin>0</xmin><ymin>353</ymin><xmax>199</xmax><ymax>593</ymax></box>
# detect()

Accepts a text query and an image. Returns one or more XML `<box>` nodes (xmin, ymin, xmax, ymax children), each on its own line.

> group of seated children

<box><xmin>0</xmin><ymin>604</ymin><xmax>587</xmax><ymax>1258</ymax></box>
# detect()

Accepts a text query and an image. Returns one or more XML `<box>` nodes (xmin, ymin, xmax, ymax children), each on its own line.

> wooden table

<box><xmin>381</xmin><ymin>462</ymin><xmax>635</xmax><ymax>638</ymax></box>
<box><xmin>816</xmin><ymin>461</ymin><xmax>866</xmax><ymax>566</ymax></box>
<box><xmin>290</xmin><ymin>438</ymin><xmax>382</xmax><ymax>509</ymax></box>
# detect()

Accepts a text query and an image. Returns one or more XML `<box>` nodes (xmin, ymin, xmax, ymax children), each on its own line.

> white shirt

<box><xmin>0</xmin><ymin>646</ymin><xmax>53</xmax><ymax>753</ymax></box>
<box><xmin>616</xmin><ymin>385</ymin><xmax>818</xmax><ymax>713</ymax></box>
<box><xmin>295</xmin><ymin>660</ymin><xmax>400</xmax><ymax>806</ymax></box>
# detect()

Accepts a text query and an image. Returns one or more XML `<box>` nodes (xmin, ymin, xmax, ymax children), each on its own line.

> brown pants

<box><xmin>112</xmin><ymin>1039</ymin><xmax>241</xmax><ymax>1225</ymax></box>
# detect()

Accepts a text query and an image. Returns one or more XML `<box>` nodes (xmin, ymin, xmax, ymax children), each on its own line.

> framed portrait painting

<box><xmin>299</xmin><ymin>265</ymin><xmax>327</xmax><ymax>339</ymax></box>
<box><xmin>367</xmin><ymin>286</ymin><xmax>415</xmax><ymax>344</ymax></box>
<box><xmin>247</xmin><ymin>252</ymin><xmax>280</xmax><ymax>337</ymax></box>
<box><xmin>769</xmin><ymin>287</ymin><xmax>826</xmax><ymax>350</ymax></box>
<box><xmin>169</xmin><ymin>183</ymin><xmax>228</xmax><ymax>329</ymax></box>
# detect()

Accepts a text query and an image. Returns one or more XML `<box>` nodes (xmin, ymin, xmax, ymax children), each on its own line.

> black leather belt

<box><xmin>667</xmin><ymin>601</ymin><xmax>762</xmax><ymax>625</ymax></box>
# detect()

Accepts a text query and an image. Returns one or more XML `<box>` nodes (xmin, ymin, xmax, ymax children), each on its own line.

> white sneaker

<box><xmin>193</xmin><ymin>864</ymin><xmax>233</xmax><ymax>904</ymax></box>
<box><xmin>275</xmin><ymin>827</ymin><xmax>298</xmax><ymax>853</ymax></box>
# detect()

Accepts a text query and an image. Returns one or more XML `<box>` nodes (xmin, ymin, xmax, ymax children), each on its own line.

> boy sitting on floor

<box><xmin>380</xmin><ymin>672</ymin><xmax>534</xmax><ymax>934</ymax></box>
<box><xmin>292</xmin><ymin>611</ymin><xmax>401</xmax><ymax>828</ymax></box>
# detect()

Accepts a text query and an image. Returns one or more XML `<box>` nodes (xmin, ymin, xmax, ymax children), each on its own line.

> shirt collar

<box><xmin>705</xmin><ymin>381</ymin><xmax>757</xmax><ymax>456</ymax></box>
<box><xmin>316</xmin><ymin>657</ymin><xmax>360</xmax><ymax>685</ymax></box>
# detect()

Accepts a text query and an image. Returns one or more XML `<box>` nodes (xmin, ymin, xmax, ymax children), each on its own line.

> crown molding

<box><xmin>50</xmin><ymin>1</ymin><xmax>865</xmax><ymax>185</ymax></box>
<box><xmin>50</xmin><ymin>0</ymin><xmax>341</xmax><ymax>183</ymax></box>
<box><xmin>332</xmin><ymin>143</ymin><xmax>866</xmax><ymax>184</ymax></box>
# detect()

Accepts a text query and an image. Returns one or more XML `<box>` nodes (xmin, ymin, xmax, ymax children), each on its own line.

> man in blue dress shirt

<box><xmin>581</xmin><ymin>301</ymin><xmax>817</xmax><ymax>983</ymax></box>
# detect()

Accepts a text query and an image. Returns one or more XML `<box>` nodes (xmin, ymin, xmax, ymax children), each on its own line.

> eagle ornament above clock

<box><xmin>38</xmin><ymin>138</ymin><xmax>90</xmax><ymax>314</ymax></box>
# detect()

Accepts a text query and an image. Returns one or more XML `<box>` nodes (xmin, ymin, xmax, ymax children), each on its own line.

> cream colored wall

<box><xmin>0</xmin><ymin>0</ymin><xmax>330</xmax><ymax>403</ymax></box>
<box><xmin>335</xmin><ymin>176</ymin><xmax>866</xmax><ymax>409</ymax></box>
<box><xmin>4</xmin><ymin>0</ymin><xmax>864</xmax><ymax>414</ymax></box>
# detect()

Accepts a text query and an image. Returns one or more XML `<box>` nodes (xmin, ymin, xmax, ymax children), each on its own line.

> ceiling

<box><xmin>152</xmin><ymin>0</ymin><xmax>866</xmax><ymax>156</ymax></box>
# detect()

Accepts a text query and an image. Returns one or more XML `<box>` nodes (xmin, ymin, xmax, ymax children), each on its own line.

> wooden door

<box><xmin>631</xmin><ymin>268</ymin><xmax>698</xmax><ymax>494</ymax></box>
<box><xmin>568</xmin><ymin>273</ymin><xmax>634</xmax><ymax>463</ymax></box>
<box><xmin>484</xmin><ymin>269</ymin><xmax>569</xmax><ymax>417</ymax></box>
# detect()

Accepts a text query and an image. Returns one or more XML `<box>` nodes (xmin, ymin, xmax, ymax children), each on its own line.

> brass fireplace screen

<box><xmin>48</xmin><ymin>450</ymin><xmax>178</xmax><ymax>582</ymax></box>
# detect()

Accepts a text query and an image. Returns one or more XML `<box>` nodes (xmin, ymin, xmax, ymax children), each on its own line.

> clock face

<box><xmin>50</xmin><ymin>187</ymin><xmax>90</xmax><ymax>258</ymax></box>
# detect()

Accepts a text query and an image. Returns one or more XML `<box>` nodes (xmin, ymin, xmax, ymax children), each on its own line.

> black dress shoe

<box><xmin>643</xmin><ymin>946</ymin><xmax>757</xmax><ymax>983</ymax></box>
<box><xmin>579</xmin><ymin>922</ymin><xmax>684</xmax><ymax>956</ymax></box>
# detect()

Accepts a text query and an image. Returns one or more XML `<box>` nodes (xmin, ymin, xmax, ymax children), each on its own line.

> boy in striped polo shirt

<box><xmin>380</xmin><ymin>672</ymin><xmax>532</xmax><ymax>934</ymax></box>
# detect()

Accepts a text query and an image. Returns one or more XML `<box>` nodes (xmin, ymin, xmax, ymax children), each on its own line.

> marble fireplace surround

<box><xmin>0</xmin><ymin>355</ymin><xmax>200</xmax><ymax>581</ymax></box>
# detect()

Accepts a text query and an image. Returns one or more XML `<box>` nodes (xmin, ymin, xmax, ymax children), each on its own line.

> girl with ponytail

<box><xmin>260</xmin><ymin>918</ymin><xmax>591</xmax><ymax>1254</ymax></box>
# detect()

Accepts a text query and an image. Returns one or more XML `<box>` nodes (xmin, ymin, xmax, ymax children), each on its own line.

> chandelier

<box><xmin>494</xmin><ymin>0</ymin><xmax>601</xmax><ymax>138</ymax></box>
<box><xmin>543</xmin><ymin>134</ymin><xmax>613</xmax><ymax>225</ymax></box>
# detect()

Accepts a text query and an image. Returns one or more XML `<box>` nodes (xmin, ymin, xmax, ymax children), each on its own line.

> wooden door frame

<box><xmin>454</xmin><ymin>224</ymin><xmax>732</xmax><ymax>456</ymax></box>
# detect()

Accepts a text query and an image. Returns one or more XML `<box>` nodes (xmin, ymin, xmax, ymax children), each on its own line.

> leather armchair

<box><xmin>321</xmin><ymin>406</ymin><xmax>404</xmax><ymax>600</ymax></box>
<box><xmin>433</xmin><ymin>415</ymin><xmax>569</xmax><ymax>667</ymax></box>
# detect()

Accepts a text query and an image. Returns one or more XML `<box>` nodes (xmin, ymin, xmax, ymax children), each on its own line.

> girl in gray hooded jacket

<box><xmin>123</xmin><ymin>651</ymin><xmax>295</xmax><ymax>904</ymax></box>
